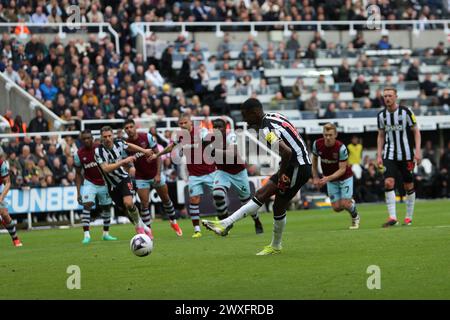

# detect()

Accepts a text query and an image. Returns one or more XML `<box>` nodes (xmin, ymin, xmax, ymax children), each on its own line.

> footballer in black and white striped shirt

<box><xmin>94</xmin><ymin>126</ymin><xmax>155</xmax><ymax>238</ymax></box>
<box><xmin>377</xmin><ymin>87</ymin><xmax>422</xmax><ymax>228</ymax></box>
<box><xmin>202</xmin><ymin>98</ymin><xmax>312</xmax><ymax>256</ymax></box>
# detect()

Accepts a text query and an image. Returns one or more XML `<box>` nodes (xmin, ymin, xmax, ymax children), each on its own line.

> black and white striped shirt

<box><xmin>261</xmin><ymin>112</ymin><xmax>311</xmax><ymax>166</ymax></box>
<box><xmin>377</xmin><ymin>105</ymin><xmax>417</xmax><ymax>161</ymax></box>
<box><xmin>94</xmin><ymin>139</ymin><xmax>129</xmax><ymax>188</ymax></box>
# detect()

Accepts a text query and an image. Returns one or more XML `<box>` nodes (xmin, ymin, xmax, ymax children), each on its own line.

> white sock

<box><xmin>406</xmin><ymin>190</ymin><xmax>416</xmax><ymax>220</ymax></box>
<box><xmin>385</xmin><ymin>189</ymin><xmax>397</xmax><ymax>220</ymax></box>
<box><xmin>221</xmin><ymin>197</ymin><xmax>263</xmax><ymax>227</ymax></box>
<box><xmin>270</xmin><ymin>214</ymin><xmax>286</xmax><ymax>250</ymax></box>
<box><xmin>84</xmin><ymin>231</ymin><xmax>90</xmax><ymax>238</ymax></box>
<box><xmin>194</xmin><ymin>225</ymin><xmax>201</xmax><ymax>232</ymax></box>
<box><xmin>103</xmin><ymin>231</ymin><xmax>109</xmax><ymax>236</ymax></box>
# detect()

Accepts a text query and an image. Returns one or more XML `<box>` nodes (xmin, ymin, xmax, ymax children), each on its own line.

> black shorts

<box><xmin>109</xmin><ymin>177</ymin><xmax>135</xmax><ymax>210</ymax></box>
<box><xmin>383</xmin><ymin>159</ymin><xmax>415</xmax><ymax>183</ymax></box>
<box><xmin>270</xmin><ymin>164</ymin><xmax>312</xmax><ymax>200</ymax></box>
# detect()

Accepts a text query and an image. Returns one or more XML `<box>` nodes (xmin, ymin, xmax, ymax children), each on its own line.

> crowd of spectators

<box><xmin>0</xmin><ymin>2</ymin><xmax>448</xmax><ymax>127</ymax></box>
<box><xmin>0</xmin><ymin>1</ymin><xmax>449</xmax><ymax>205</ymax></box>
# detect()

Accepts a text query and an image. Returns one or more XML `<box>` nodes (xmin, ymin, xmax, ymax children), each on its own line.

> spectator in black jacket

<box><xmin>420</xmin><ymin>73</ymin><xmax>438</xmax><ymax>96</ymax></box>
<box><xmin>406</xmin><ymin>59</ymin><xmax>420</xmax><ymax>81</ymax></box>
<box><xmin>28</xmin><ymin>108</ymin><xmax>49</xmax><ymax>133</ymax></box>
<box><xmin>352</xmin><ymin>75</ymin><xmax>370</xmax><ymax>98</ymax></box>
<box><xmin>335</xmin><ymin>59</ymin><xmax>351</xmax><ymax>83</ymax></box>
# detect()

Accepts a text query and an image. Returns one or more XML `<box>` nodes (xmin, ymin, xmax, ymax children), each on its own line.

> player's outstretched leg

<box><xmin>239</xmin><ymin>196</ymin><xmax>263</xmax><ymax>234</ymax></box>
<box><xmin>0</xmin><ymin>212</ymin><xmax>22</xmax><ymax>247</ymax></box>
<box><xmin>203</xmin><ymin>196</ymin><xmax>264</xmax><ymax>236</ymax></box>
<box><xmin>80</xmin><ymin>206</ymin><xmax>92</xmax><ymax>244</ymax></box>
<box><xmin>101</xmin><ymin>205</ymin><xmax>117</xmax><ymax>241</ymax></box>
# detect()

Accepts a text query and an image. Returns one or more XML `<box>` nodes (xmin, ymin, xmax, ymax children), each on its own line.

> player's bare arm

<box><xmin>311</xmin><ymin>154</ymin><xmax>320</xmax><ymax>187</ymax></box>
<box><xmin>377</xmin><ymin>129</ymin><xmax>385</xmax><ymax>167</ymax></box>
<box><xmin>75</xmin><ymin>167</ymin><xmax>84</xmax><ymax>204</ymax></box>
<box><xmin>0</xmin><ymin>175</ymin><xmax>11</xmax><ymax>204</ymax></box>
<box><xmin>412</xmin><ymin>125</ymin><xmax>422</xmax><ymax>165</ymax></box>
<box><xmin>151</xmin><ymin>142</ymin><xmax>176</xmax><ymax>160</ymax></box>
<box><xmin>127</xmin><ymin>142</ymin><xmax>153</xmax><ymax>158</ymax></box>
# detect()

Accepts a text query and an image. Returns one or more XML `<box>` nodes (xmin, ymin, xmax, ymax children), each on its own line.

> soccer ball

<box><xmin>130</xmin><ymin>234</ymin><xmax>153</xmax><ymax>257</ymax></box>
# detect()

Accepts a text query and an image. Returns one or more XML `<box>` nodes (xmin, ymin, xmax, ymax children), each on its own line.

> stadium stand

<box><xmin>0</xmin><ymin>0</ymin><xmax>449</xmax><ymax>216</ymax></box>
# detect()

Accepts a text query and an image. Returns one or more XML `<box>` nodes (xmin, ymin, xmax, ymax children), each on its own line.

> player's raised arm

<box><xmin>127</xmin><ymin>142</ymin><xmax>153</xmax><ymax>158</ymax></box>
<box><xmin>151</xmin><ymin>142</ymin><xmax>177</xmax><ymax>160</ymax></box>
<box><xmin>94</xmin><ymin>147</ymin><xmax>135</xmax><ymax>173</ymax></box>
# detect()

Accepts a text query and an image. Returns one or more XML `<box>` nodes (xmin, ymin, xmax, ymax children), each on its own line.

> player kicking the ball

<box><xmin>202</xmin><ymin>98</ymin><xmax>312</xmax><ymax>255</ymax></box>
<box><xmin>0</xmin><ymin>158</ymin><xmax>22</xmax><ymax>247</ymax></box>
<box><xmin>123</xmin><ymin>119</ymin><xmax>182</xmax><ymax>237</ymax></box>
<box><xmin>211</xmin><ymin>118</ymin><xmax>263</xmax><ymax>235</ymax></box>
<box><xmin>311</xmin><ymin>123</ymin><xmax>360</xmax><ymax>229</ymax></box>
<box><xmin>75</xmin><ymin>130</ymin><xmax>118</xmax><ymax>244</ymax></box>
<box><xmin>377</xmin><ymin>87</ymin><xmax>421</xmax><ymax>227</ymax></box>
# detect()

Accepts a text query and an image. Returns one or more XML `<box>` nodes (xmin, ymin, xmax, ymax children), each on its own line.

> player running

<box><xmin>377</xmin><ymin>87</ymin><xmax>421</xmax><ymax>227</ymax></box>
<box><xmin>311</xmin><ymin>123</ymin><xmax>360</xmax><ymax>229</ymax></box>
<box><xmin>151</xmin><ymin>113</ymin><xmax>216</xmax><ymax>238</ymax></box>
<box><xmin>211</xmin><ymin>118</ymin><xmax>263</xmax><ymax>235</ymax></box>
<box><xmin>94</xmin><ymin>126</ymin><xmax>154</xmax><ymax>238</ymax></box>
<box><xmin>75</xmin><ymin>130</ymin><xmax>118</xmax><ymax>244</ymax></box>
<box><xmin>123</xmin><ymin>119</ymin><xmax>182</xmax><ymax>237</ymax></box>
<box><xmin>202</xmin><ymin>98</ymin><xmax>312</xmax><ymax>255</ymax></box>
<box><xmin>0</xmin><ymin>158</ymin><xmax>23</xmax><ymax>247</ymax></box>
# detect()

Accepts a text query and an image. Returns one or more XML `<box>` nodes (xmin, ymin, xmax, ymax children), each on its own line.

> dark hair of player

<box><xmin>241</xmin><ymin>98</ymin><xmax>263</xmax><ymax>111</ymax></box>
<box><xmin>123</xmin><ymin>119</ymin><xmax>135</xmax><ymax>128</ymax></box>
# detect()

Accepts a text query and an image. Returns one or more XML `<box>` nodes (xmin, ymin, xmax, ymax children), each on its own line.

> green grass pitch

<box><xmin>1</xmin><ymin>199</ymin><xmax>449</xmax><ymax>300</ymax></box>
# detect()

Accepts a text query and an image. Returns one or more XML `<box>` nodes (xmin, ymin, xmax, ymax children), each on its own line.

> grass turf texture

<box><xmin>1</xmin><ymin>199</ymin><xmax>449</xmax><ymax>300</ymax></box>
